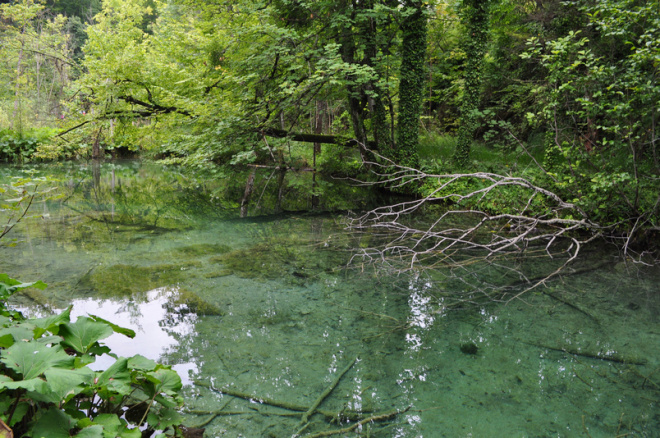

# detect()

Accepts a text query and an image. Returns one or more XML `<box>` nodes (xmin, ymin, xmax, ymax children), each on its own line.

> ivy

<box><xmin>453</xmin><ymin>0</ymin><xmax>494</xmax><ymax>167</ymax></box>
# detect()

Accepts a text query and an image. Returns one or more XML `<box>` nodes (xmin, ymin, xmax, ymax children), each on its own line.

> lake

<box><xmin>1</xmin><ymin>161</ymin><xmax>658</xmax><ymax>437</ymax></box>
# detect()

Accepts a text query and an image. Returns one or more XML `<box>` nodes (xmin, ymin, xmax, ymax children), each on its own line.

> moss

<box><xmin>212</xmin><ymin>243</ymin><xmax>304</xmax><ymax>280</ymax></box>
<box><xmin>173</xmin><ymin>243</ymin><xmax>232</xmax><ymax>257</ymax></box>
<box><xmin>203</xmin><ymin>270</ymin><xmax>232</xmax><ymax>279</ymax></box>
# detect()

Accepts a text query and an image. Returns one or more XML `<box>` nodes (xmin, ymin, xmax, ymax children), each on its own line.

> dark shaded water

<box><xmin>1</xmin><ymin>161</ymin><xmax>658</xmax><ymax>437</ymax></box>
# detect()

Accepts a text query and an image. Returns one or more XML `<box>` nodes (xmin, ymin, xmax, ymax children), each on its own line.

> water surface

<box><xmin>1</xmin><ymin>162</ymin><xmax>658</xmax><ymax>437</ymax></box>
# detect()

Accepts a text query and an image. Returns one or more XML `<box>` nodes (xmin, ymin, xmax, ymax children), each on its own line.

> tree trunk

<box><xmin>395</xmin><ymin>0</ymin><xmax>428</xmax><ymax>168</ymax></box>
<box><xmin>240</xmin><ymin>170</ymin><xmax>256</xmax><ymax>218</ymax></box>
<box><xmin>11</xmin><ymin>28</ymin><xmax>26</xmax><ymax>132</ymax></box>
<box><xmin>453</xmin><ymin>0</ymin><xmax>492</xmax><ymax>167</ymax></box>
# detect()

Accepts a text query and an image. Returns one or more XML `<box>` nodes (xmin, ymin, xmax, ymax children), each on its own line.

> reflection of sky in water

<box><xmin>67</xmin><ymin>287</ymin><xmax>198</xmax><ymax>385</ymax></box>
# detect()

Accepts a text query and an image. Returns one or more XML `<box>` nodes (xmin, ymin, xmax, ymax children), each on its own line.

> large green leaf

<box><xmin>59</xmin><ymin>317</ymin><xmax>114</xmax><ymax>354</ymax></box>
<box><xmin>30</xmin><ymin>406</ymin><xmax>76</xmax><ymax>438</ymax></box>
<box><xmin>95</xmin><ymin>358</ymin><xmax>131</xmax><ymax>395</ymax></box>
<box><xmin>44</xmin><ymin>367</ymin><xmax>95</xmax><ymax>401</ymax></box>
<box><xmin>1</xmin><ymin>342</ymin><xmax>73</xmax><ymax>380</ymax></box>
<box><xmin>145</xmin><ymin>368</ymin><xmax>182</xmax><ymax>397</ymax></box>
<box><xmin>147</xmin><ymin>406</ymin><xmax>182</xmax><ymax>430</ymax></box>
<box><xmin>0</xmin><ymin>325</ymin><xmax>35</xmax><ymax>345</ymax></box>
<box><xmin>0</xmin><ymin>333</ymin><xmax>15</xmax><ymax>348</ymax></box>
<box><xmin>0</xmin><ymin>274</ymin><xmax>48</xmax><ymax>299</ymax></box>
<box><xmin>89</xmin><ymin>414</ymin><xmax>140</xmax><ymax>438</ymax></box>
<box><xmin>74</xmin><ymin>425</ymin><xmax>104</xmax><ymax>438</ymax></box>
<box><xmin>127</xmin><ymin>354</ymin><xmax>157</xmax><ymax>371</ymax></box>
<box><xmin>90</xmin><ymin>414</ymin><xmax>121</xmax><ymax>438</ymax></box>
<box><xmin>0</xmin><ymin>377</ymin><xmax>49</xmax><ymax>393</ymax></box>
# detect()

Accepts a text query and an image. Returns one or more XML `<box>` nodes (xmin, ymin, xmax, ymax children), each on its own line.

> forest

<box><xmin>0</xmin><ymin>0</ymin><xmax>659</xmax><ymax>437</ymax></box>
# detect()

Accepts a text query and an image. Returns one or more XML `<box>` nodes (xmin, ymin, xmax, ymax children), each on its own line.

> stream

<box><xmin>1</xmin><ymin>161</ymin><xmax>658</xmax><ymax>437</ymax></box>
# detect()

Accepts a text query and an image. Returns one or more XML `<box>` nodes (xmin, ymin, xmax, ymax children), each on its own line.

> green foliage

<box><xmin>0</xmin><ymin>0</ymin><xmax>75</xmax><ymax>132</ymax></box>
<box><xmin>520</xmin><ymin>0</ymin><xmax>660</xmax><ymax>227</ymax></box>
<box><xmin>0</xmin><ymin>128</ymin><xmax>57</xmax><ymax>163</ymax></box>
<box><xmin>0</xmin><ymin>274</ymin><xmax>186</xmax><ymax>437</ymax></box>
<box><xmin>0</xmin><ymin>172</ymin><xmax>61</xmax><ymax>245</ymax></box>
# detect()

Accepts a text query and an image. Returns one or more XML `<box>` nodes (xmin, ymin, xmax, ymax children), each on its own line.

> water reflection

<box><xmin>66</xmin><ymin>287</ymin><xmax>199</xmax><ymax>385</ymax></box>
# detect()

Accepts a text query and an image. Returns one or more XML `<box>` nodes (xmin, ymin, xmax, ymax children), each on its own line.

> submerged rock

<box><xmin>460</xmin><ymin>342</ymin><xmax>479</xmax><ymax>355</ymax></box>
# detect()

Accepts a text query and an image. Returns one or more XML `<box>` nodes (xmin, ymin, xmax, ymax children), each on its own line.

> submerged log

<box><xmin>304</xmin><ymin>407</ymin><xmax>411</xmax><ymax>438</ymax></box>
<box><xmin>299</xmin><ymin>357</ymin><xmax>357</xmax><ymax>427</ymax></box>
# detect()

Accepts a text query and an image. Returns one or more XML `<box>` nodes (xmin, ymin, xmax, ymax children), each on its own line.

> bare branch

<box><xmin>343</xmin><ymin>150</ymin><xmax>604</xmax><ymax>303</ymax></box>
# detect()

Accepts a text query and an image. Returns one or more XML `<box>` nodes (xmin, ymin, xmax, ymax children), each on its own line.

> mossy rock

<box><xmin>212</xmin><ymin>245</ymin><xmax>299</xmax><ymax>279</ymax></box>
<box><xmin>460</xmin><ymin>342</ymin><xmax>479</xmax><ymax>355</ymax></box>
<box><xmin>84</xmin><ymin>262</ymin><xmax>199</xmax><ymax>297</ymax></box>
<box><xmin>172</xmin><ymin>289</ymin><xmax>224</xmax><ymax>316</ymax></box>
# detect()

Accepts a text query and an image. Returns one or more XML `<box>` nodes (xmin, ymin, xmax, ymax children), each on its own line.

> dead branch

<box><xmin>343</xmin><ymin>151</ymin><xmax>603</xmax><ymax>302</ymax></box>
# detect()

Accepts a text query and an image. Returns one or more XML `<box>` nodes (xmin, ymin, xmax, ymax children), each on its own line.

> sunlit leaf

<box><xmin>44</xmin><ymin>367</ymin><xmax>95</xmax><ymax>401</ymax></box>
<box><xmin>31</xmin><ymin>307</ymin><xmax>72</xmax><ymax>337</ymax></box>
<box><xmin>127</xmin><ymin>354</ymin><xmax>157</xmax><ymax>371</ymax></box>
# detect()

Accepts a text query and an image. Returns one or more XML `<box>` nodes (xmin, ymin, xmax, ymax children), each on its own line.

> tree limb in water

<box><xmin>523</xmin><ymin>342</ymin><xmax>646</xmax><ymax>365</ymax></box>
<box><xmin>344</xmin><ymin>151</ymin><xmax>603</xmax><ymax>302</ymax></box>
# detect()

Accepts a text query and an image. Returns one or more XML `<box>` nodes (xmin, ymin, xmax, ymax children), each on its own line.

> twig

<box><xmin>582</xmin><ymin>415</ymin><xmax>593</xmax><ymax>438</ymax></box>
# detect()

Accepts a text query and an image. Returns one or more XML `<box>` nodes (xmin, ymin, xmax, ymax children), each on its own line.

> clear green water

<box><xmin>1</xmin><ymin>162</ymin><xmax>658</xmax><ymax>437</ymax></box>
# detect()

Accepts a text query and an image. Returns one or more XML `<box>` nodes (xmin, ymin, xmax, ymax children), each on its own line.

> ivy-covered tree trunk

<box><xmin>395</xmin><ymin>0</ymin><xmax>428</xmax><ymax>168</ymax></box>
<box><xmin>453</xmin><ymin>0</ymin><xmax>492</xmax><ymax>167</ymax></box>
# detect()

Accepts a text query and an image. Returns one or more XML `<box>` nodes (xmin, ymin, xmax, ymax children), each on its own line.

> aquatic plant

<box><xmin>0</xmin><ymin>274</ymin><xmax>189</xmax><ymax>437</ymax></box>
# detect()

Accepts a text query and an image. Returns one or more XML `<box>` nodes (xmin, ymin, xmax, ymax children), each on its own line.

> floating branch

<box><xmin>342</xmin><ymin>149</ymin><xmax>603</xmax><ymax>302</ymax></box>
